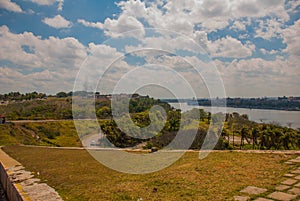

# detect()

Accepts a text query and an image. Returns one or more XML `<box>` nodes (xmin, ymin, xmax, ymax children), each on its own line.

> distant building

<box><xmin>265</xmin><ymin>97</ymin><xmax>278</xmax><ymax>101</ymax></box>
<box><xmin>292</xmin><ymin>97</ymin><xmax>300</xmax><ymax>103</ymax></box>
<box><xmin>131</xmin><ymin>93</ymin><xmax>140</xmax><ymax>99</ymax></box>
<box><xmin>0</xmin><ymin>115</ymin><xmax>6</xmax><ymax>124</ymax></box>
<box><xmin>278</xmin><ymin>96</ymin><xmax>289</xmax><ymax>102</ymax></box>
<box><xmin>0</xmin><ymin>100</ymin><xmax>8</xmax><ymax>105</ymax></box>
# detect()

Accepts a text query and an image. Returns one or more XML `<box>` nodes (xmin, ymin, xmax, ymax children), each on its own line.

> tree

<box><xmin>166</xmin><ymin>111</ymin><xmax>181</xmax><ymax>131</ymax></box>
<box><xmin>96</xmin><ymin>106</ymin><xmax>111</xmax><ymax>119</ymax></box>
<box><xmin>240</xmin><ymin>127</ymin><xmax>249</xmax><ymax>149</ymax></box>
<box><xmin>260</xmin><ymin>130</ymin><xmax>269</xmax><ymax>150</ymax></box>
<box><xmin>56</xmin><ymin>92</ymin><xmax>67</xmax><ymax>98</ymax></box>
<box><xmin>241</xmin><ymin>114</ymin><xmax>249</xmax><ymax>120</ymax></box>
<box><xmin>251</xmin><ymin>127</ymin><xmax>260</xmax><ymax>149</ymax></box>
<box><xmin>232</xmin><ymin>130</ymin><xmax>239</xmax><ymax>149</ymax></box>
<box><xmin>280</xmin><ymin>128</ymin><xmax>297</xmax><ymax>150</ymax></box>
<box><xmin>221</xmin><ymin>128</ymin><xmax>228</xmax><ymax>141</ymax></box>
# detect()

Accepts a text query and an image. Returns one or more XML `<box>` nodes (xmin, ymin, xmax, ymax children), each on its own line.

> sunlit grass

<box><xmin>3</xmin><ymin>146</ymin><xmax>298</xmax><ymax>201</ymax></box>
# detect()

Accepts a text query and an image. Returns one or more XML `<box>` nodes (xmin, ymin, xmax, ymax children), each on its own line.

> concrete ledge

<box><xmin>0</xmin><ymin>147</ymin><xmax>63</xmax><ymax>201</ymax></box>
<box><xmin>0</xmin><ymin>162</ymin><xmax>25</xmax><ymax>201</ymax></box>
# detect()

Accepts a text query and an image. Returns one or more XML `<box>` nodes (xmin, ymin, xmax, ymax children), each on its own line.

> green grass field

<box><xmin>0</xmin><ymin>121</ymin><xmax>81</xmax><ymax>147</ymax></box>
<box><xmin>3</xmin><ymin>146</ymin><xmax>298</xmax><ymax>201</ymax></box>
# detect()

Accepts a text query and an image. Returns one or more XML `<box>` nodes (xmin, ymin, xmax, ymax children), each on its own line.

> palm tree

<box><xmin>221</xmin><ymin>128</ymin><xmax>228</xmax><ymax>141</ymax></box>
<box><xmin>260</xmin><ymin>130</ymin><xmax>270</xmax><ymax>150</ymax></box>
<box><xmin>233</xmin><ymin>130</ymin><xmax>240</xmax><ymax>149</ymax></box>
<box><xmin>240</xmin><ymin>127</ymin><xmax>249</xmax><ymax>150</ymax></box>
<box><xmin>251</xmin><ymin>127</ymin><xmax>259</xmax><ymax>149</ymax></box>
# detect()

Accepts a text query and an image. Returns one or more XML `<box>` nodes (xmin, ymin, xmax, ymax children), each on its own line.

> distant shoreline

<box><xmin>190</xmin><ymin>105</ymin><xmax>300</xmax><ymax>112</ymax></box>
<box><xmin>163</xmin><ymin>98</ymin><xmax>300</xmax><ymax>112</ymax></box>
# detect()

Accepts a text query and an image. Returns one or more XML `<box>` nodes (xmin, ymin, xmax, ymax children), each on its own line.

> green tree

<box><xmin>280</xmin><ymin>128</ymin><xmax>297</xmax><ymax>150</ymax></box>
<box><xmin>240</xmin><ymin>127</ymin><xmax>250</xmax><ymax>149</ymax></box>
<box><xmin>96</xmin><ymin>106</ymin><xmax>111</xmax><ymax>119</ymax></box>
<box><xmin>165</xmin><ymin>111</ymin><xmax>181</xmax><ymax>131</ymax></box>
<box><xmin>56</xmin><ymin>92</ymin><xmax>68</xmax><ymax>98</ymax></box>
<box><xmin>251</xmin><ymin>127</ymin><xmax>260</xmax><ymax>149</ymax></box>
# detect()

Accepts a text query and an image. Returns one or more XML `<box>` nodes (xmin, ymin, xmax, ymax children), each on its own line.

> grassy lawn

<box><xmin>3</xmin><ymin>146</ymin><xmax>298</xmax><ymax>201</ymax></box>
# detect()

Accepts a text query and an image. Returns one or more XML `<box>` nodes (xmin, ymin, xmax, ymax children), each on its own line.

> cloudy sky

<box><xmin>0</xmin><ymin>0</ymin><xmax>299</xmax><ymax>98</ymax></box>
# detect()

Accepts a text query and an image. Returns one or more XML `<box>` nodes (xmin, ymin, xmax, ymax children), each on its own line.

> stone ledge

<box><xmin>267</xmin><ymin>191</ymin><xmax>297</xmax><ymax>201</ymax></box>
<box><xmin>254</xmin><ymin>198</ymin><xmax>273</xmax><ymax>201</ymax></box>
<box><xmin>0</xmin><ymin>148</ymin><xmax>63</xmax><ymax>201</ymax></box>
<box><xmin>240</xmin><ymin>186</ymin><xmax>267</xmax><ymax>195</ymax></box>
<box><xmin>234</xmin><ymin>195</ymin><xmax>250</xmax><ymax>201</ymax></box>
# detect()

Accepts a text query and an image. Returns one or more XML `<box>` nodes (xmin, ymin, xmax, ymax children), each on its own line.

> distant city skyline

<box><xmin>0</xmin><ymin>0</ymin><xmax>299</xmax><ymax>98</ymax></box>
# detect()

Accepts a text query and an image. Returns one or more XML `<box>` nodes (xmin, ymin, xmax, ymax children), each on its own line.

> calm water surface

<box><xmin>170</xmin><ymin>103</ymin><xmax>300</xmax><ymax>129</ymax></box>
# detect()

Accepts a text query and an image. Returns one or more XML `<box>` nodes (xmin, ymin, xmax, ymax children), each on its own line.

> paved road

<box><xmin>81</xmin><ymin>133</ymin><xmax>105</xmax><ymax>147</ymax></box>
<box><xmin>9</xmin><ymin>118</ymin><xmax>111</xmax><ymax>124</ymax></box>
<box><xmin>10</xmin><ymin>119</ymin><xmax>84</xmax><ymax>123</ymax></box>
<box><xmin>7</xmin><ymin>145</ymin><xmax>300</xmax><ymax>155</ymax></box>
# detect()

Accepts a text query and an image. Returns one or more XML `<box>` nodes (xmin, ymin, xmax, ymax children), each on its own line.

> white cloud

<box><xmin>29</xmin><ymin>0</ymin><xmax>56</xmax><ymax>5</ymax></box>
<box><xmin>230</xmin><ymin>0</ymin><xmax>288</xmax><ymax>20</ymax></box>
<box><xmin>282</xmin><ymin>19</ymin><xmax>300</xmax><ymax>57</ymax></box>
<box><xmin>42</xmin><ymin>15</ymin><xmax>72</xmax><ymax>29</ymax></box>
<box><xmin>231</xmin><ymin>20</ymin><xmax>247</xmax><ymax>31</ymax></box>
<box><xmin>0</xmin><ymin>67</ymin><xmax>76</xmax><ymax>94</ymax></box>
<box><xmin>286</xmin><ymin>0</ymin><xmax>300</xmax><ymax>13</ymax></box>
<box><xmin>140</xmin><ymin>34</ymin><xmax>206</xmax><ymax>54</ymax></box>
<box><xmin>209</xmin><ymin>36</ymin><xmax>254</xmax><ymax>58</ymax></box>
<box><xmin>116</xmin><ymin>29</ymin><xmax>253</xmax><ymax>61</ymax></box>
<box><xmin>77</xmin><ymin>19</ymin><xmax>103</xmax><ymax>29</ymax></box>
<box><xmin>75</xmin><ymin>0</ymin><xmax>288</xmax><ymax>64</ymax></box>
<box><xmin>0</xmin><ymin>25</ymin><xmax>131</xmax><ymax>93</ymax></box>
<box><xmin>0</xmin><ymin>25</ymin><xmax>86</xmax><ymax>70</ymax></box>
<box><xmin>29</xmin><ymin>0</ymin><xmax>63</xmax><ymax>11</ymax></box>
<box><xmin>57</xmin><ymin>0</ymin><xmax>63</xmax><ymax>11</ymax></box>
<box><xmin>79</xmin><ymin>14</ymin><xmax>145</xmax><ymax>39</ymax></box>
<box><xmin>217</xmin><ymin>57</ymin><xmax>300</xmax><ymax>97</ymax></box>
<box><xmin>255</xmin><ymin>18</ymin><xmax>285</xmax><ymax>40</ymax></box>
<box><xmin>1</xmin><ymin>0</ymin><xmax>299</xmax><ymax>96</ymax></box>
<box><xmin>75</xmin><ymin>0</ymin><xmax>290</xmax><ymax>59</ymax></box>
<box><xmin>110</xmin><ymin>0</ymin><xmax>288</xmax><ymax>34</ymax></box>
<box><xmin>260</xmin><ymin>48</ymin><xmax>278</xmax><ymax>55</ymax></box>
<box><xmin>0</xmin><ymin>0</ymin><xmax>22</xmax><ymax>13</ymax></box>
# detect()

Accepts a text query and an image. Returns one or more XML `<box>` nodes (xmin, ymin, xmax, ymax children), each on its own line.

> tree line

<box><xmin>0</xmin><ymin>92</ymin><xmax>46</xmax><ymax>101</ymax></box>
<box><xmin>1</xmin><ymin>92</ymin><xmax>299</xmax><ymax>150</ymax></box>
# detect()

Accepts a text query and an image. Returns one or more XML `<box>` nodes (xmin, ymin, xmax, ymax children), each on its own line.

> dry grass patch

<box><xmin>3</xmin><ymin>146</ymin><xmax>298</xmax><ymax>201</ymax></box>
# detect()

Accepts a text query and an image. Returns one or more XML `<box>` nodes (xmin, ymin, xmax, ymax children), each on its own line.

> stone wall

<box><xmin>0</xmin><ymin>162</ymin><xmax>24</xmax><ymax>201</ymax></box>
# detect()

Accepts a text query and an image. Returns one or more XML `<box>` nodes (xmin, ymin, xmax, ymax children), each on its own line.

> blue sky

<box><xmin>0</xmin><ymin>0</ymin><xmax>120</xmax><ymax>44</ymax></box>
<box><xmin>0</xmin><ymin>0</ymin><xmax>299</xmax><ymax>98</ymax></box>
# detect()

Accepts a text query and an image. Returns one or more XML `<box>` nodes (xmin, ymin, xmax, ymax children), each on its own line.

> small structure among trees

<box><xmin>0</xmin><ymin>115</ymin><xmax>6</xmax><ymax>124</ymax></box>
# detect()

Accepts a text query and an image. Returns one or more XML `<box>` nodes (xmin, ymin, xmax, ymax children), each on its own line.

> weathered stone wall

<box><xmin>0</xmin><ymin>162</ymin><xmax>24</xmax><ymax>201</ymax></box>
